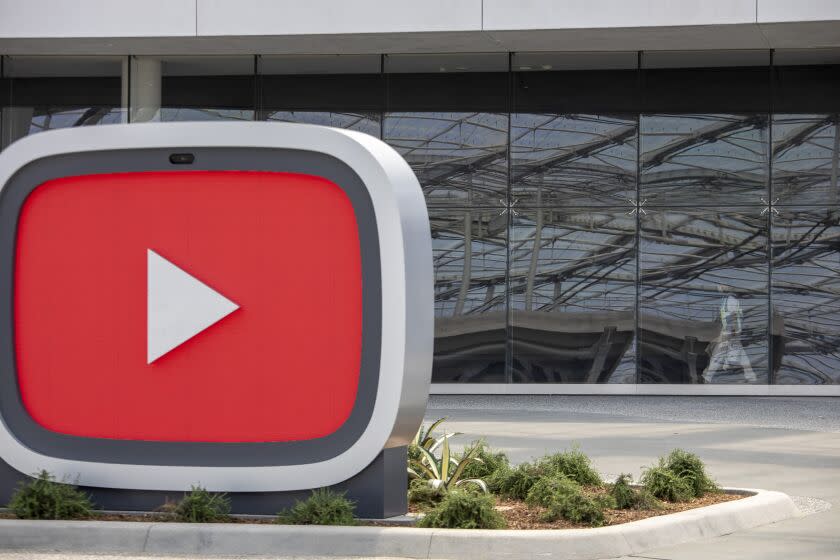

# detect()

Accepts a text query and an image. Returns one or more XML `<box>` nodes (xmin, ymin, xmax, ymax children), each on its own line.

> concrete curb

<box><xmin>0</xmin><ymin>488</ymin><xmax>800</xmax><ymax>560</ymax></box>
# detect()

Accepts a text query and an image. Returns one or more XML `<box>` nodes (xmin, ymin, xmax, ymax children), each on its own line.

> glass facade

<box><xmin>1</xmin><ymin>51</ymin><xmax>838</xmax><ymax>386</ymax></box>
<box><xmin>0</xmin><ymin>56</ymin><xmax>124</xmax><ymax>148</ymax></box>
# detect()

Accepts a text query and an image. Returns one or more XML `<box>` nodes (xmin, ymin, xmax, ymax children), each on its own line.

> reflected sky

<box><xmin>512</xmin><ymin>114</ymin><xmax>637</xmax><ymax>207</ymax></box>
<box><xmin>641</xmin><ymin>114</ymin><xmax>768</xmax><ymax>207</ymax></box>
<box><xmin>384</xmin><ymin>112</ymin><xmax>507</xmax><ymax>206</ymax></box>
<box><xmin>773</xmin><ymin>114</ymin><xmax>839</xmax><ymax>206</ymax></box>
<box><xmin>772</xmin><ymin>207</ymin><xmax>840</xmax><ymax>384</ymax></box>
<box><xmin>265</xmin><ymin>111</ymin><xmax>380</xmax><ymax>137</ymax></box>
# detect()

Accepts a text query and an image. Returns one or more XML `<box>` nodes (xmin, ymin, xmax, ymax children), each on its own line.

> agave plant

<box><xmin>408</xmin><ymin>419</ymin><xmax>488</xmax><ymax>493</ymax></box>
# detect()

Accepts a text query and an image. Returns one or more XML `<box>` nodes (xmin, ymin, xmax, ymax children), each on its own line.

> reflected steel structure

<box><xmin>1</xmin><ymin>53</ymin><xmax>839</xmax><ymax>389</ymax></box>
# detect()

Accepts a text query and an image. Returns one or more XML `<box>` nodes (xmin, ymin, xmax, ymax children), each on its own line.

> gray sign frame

<box><xmin>0</xmin><ymin>147</ymin><xmax>381</xmax><ymax>467</ymax></box>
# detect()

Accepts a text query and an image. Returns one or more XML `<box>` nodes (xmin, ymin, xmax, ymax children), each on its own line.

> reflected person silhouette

<box><xmin>704</xmin><ymin>284</ymin><xmax>757</xmax><ymax>383</ymax></box>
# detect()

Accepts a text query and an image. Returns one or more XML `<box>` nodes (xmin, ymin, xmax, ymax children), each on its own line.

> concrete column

<box><xmin>120</xmin><ymin>57</ymin><xmax>129</xmax><ymax>124</ymax></box>
<box><xmin>129</xmin><ymin>57</ymin><xmax>161</xmax><ymax>123</ymax></box>
<box><xmin>0</xmin><ymin>106</ymin><xmax>34</xmax><ymax>149</ymax></box>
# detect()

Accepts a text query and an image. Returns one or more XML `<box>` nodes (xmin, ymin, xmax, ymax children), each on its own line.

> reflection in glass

<box><xmin>640</xmin><ymin>114</ymin><xmax>768</xmax><ymax>206</ymax></box>
<box><xmin>510</xmin><ymin>209</ymin><xmax>636</xmax><ymax>383</ymax></box>
<box><xmin>134</xmin><ymin>56</ymin><xmax>256</xmax><ymax>122</ymax></box>
<box><xmin>639</xmin><ymin>208</ymin><xmax>768</xmax><ymax>384</ymax></box>
<box><xmin>511</xmin><ymin>114</ymin><xmax>637</xmax><ymax>206</ymax></box>
<box><xmin>1</xmin><ymin>56</ymin><xmax>124</xmax><ymax>149</ymax></box>
<box><xmin>383</xmin><ymin>113</ymin><xmax>507</xmax><ymax>206</ymax></box>
<box><xmin>772</xmin><ymin>114</ymin><xmax>839</xmax><ymax>206</ymax></box>
<box><xmin>772</xmin><ymin>207</ymin><xmax>840</xmax><ymax>384</ymax></box>
<box><xmin>430</xmin><ymin>209</ymin><xmax>507</xmax><ymax>382</ymax></box>
<box><xmin>264</xmin><ymin>111</ymin><xmax>380</xmax><ymax>137</ymax></box>
<box><xmin>159</xmin><ymin>107</ymin><xmax>253</xmax><ymax>122</ymax></box>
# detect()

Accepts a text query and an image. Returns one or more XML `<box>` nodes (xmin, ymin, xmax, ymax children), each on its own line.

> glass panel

<box><xmin>511</xmin><ymin>113</ymin><xmax>637</xmax><ymax>207</ymax></box>
<box><xmin>264</xmin><ymin>110</ymin><xmax>380</xmax><ymax>136</ymax></box>
<box><xmin>513</xmin><ymin>52</ymin><xmax>637</xmax><ymax>72</ymax></box>
<box><xmin>510</xmin><ymin>208</ymin><xmax>636</xmax><ymax>383</ymax></box>
<box><xmin>430</xmin><ymin>208</ymin><xmax>507</xmax><ymax>382</ymax></box>
<box><xmin>384</xmin><ymin>112</ymin><xmax>508</xmax><ymax>206</ymax></box>
<box><xmin>641</xmin><ymin>65</ymin><xmax>770</xmax><ymax>114</ymax></box>
<box><xmin>640</xmin><ymin>114</ymin><xmax>768</xmax><ymax>207</ymax></box>
<box><xmin>132</xmin><ymin>56</ymin><xmax>255</xmax><ymax>122</ymax></box>
<box><xmin>772</xmin><ymin>207</ymin><xmax>840</xmax><ymax>384</ymax></box>
<box><xmin>639</xmin><ymin>208</ymin><xmax>768</xmax><ymax>384</ymax></box>
<box><xmin>513</xmin><ymin>54</ymin><xmax>639</xmax><ymax>117</ymax></box>
<box><xmin>384</xmin><ymin>54</ymin><xmax>507</xmax><ymax>207</ymax></box>
<box><xmin>1</xmin><ymin>56</ymin><xmax>124</xmax><ymax>149</ymax></box>
<box><xmin>259</xmin><ymin>55</ymin><xmax>382</xmax><ymax>137</ymax></box>
<box><xmin>773</xmin><ymin>64</ymin><xmax>840</xmax><ymax>114</ymax></box>
<box><xmin>385</xmin><ymin>53</ymin><xmax>507</xmax><ymax>74</ymax></box>
<box><xmin>643</xmin><ymin>50</ymin><xmax>770</xmax><ymax>69</ymax></box>
<box><xmin>772</xmin><ymin>114</ymin><xmax>839</xmax><ymax>206</ymax></box>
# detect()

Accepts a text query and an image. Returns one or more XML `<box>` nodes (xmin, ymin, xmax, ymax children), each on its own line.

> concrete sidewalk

<box><xmin>0</xmin><ymin>396</ymin><xmax>835</xmax><ymax>560</ymax></box>
<box><xmin>427</xmin><ymin>395</ymin><xmax>839</xmax><ymax>560</ymax></box>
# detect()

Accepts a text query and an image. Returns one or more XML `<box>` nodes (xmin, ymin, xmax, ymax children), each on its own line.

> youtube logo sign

<box><xmin>15</xmin><ymin>169</ymin><xmax>364</xmax><ymax>443</ymax></box>
<box><xmin>0</xmin><ymin>123</ymin><xmax>432</xmax><ymax>509</ymax></box>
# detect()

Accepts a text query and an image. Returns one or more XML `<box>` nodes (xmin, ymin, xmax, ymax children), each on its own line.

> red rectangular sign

<box><xmin>14</xmin><ymin>170</ymin><xmax>362</xmax><ymax>443</ymax></box>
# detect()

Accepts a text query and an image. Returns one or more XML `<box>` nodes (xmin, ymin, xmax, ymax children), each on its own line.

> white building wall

<box><xmin>0</xmin><ymin>0</ymin><xmax>196</xmax><ymax>38</ymax></box>
<box><xmin>0</xmin><ymin>0</ymin><xmax>838</xmax><ymax>53</ymax></box>
<box><xmin>196</xmin><ymin>0</ymin><xmax>483</xmax><ymax>36</ymax></box>
<box><xmin>482</xmin><ymin>0</ymin><xmax>757</xmax><ymax>30</ymax></box>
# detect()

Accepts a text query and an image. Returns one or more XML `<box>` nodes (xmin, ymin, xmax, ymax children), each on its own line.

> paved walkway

<box><xmin>427</xmin><ymin>395</ymin><xmax>839</xmax><ymax>560</ymax></box>
<box><xmin>1</xmin><ymin>396</ymin><xmax>836</xmax><ymax>560</ymax></box>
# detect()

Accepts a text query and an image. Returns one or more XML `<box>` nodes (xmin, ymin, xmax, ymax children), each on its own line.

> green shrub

<box><xmin>408</xmin><ymin>478</ymin><xmax>445</xmax><ymax>511</ymax></box>
<box><xmin>417</xmin><ymin>490</ymin><xmax>505</xmax><ymax>529</ymax></box>
<box><xmin>541</xmin><ymin>492</ymin><xmax>612</xmax><ymax>527</ymax></box>
<box><xmin>525</xmin><ymin>474</ymin><xmax>580</xmax><ymax>508</ymax></box>
<box><xmin>662</xmin><ymin>449</ymin><xmax>719</xmax><ymax>498</ymax></box>
<box><xmin>523</xmin><ymin>473</ymin><xmax>612</xmax><ymax>527</ymax></box>
<box><xmin>8</xmin><ymin>470</ymin><xmax>94</xmax><ymax>520</ymax></box>
<box><xmin>641</xmin><ymin>466</ymin><xmax>694</xmax><ymax>503</ymax></box>
<box><xmin>485</xmin><ymin>464</ymin><xmax>511</xmax><ymax>494</ymax></box>
<box><xmin>408</xmin><ymin>430</ymin><xmax>489</xmax><ymax>494</ymax></box>
<box><xmin>408</xmin><ymin>417</ymin><xmax>452</xmax><ymax>465</ymax></box>
<box><xmin>610</xmin><ymin>474</ymin><xmax>662</xmax><ymax>510</ymax></box>
<box><xmin>610</xmin><ymin>474</ymin><xmax>636</xmax><ymax>509</ymax></box>
<box><xmin>538</xmin><ymin>446</ymin><xmax>601</xmax><ymax>486</ymax></box>
<box><xmin>174</xmin><ymin>486</ymin><xmax>231</xmax><ymax>522</ymax></box>
<box><xmin>457</xmin><ymin>441</ymin><xmax>510</xmax><ymax>481</ymax></box>
<box><xmin>491</xmin><ymin>462</ymin><xmax>544</xmax><ymax>500</ymax></box>
<box><xmin>277</xmin><ymin>488</ymin><xmax>356</xmax><ymax>526</ymax></box>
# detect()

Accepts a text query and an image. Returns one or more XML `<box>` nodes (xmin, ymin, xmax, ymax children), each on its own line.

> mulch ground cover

<box><xmin>406</xmin><ymin>489</ymin><xmax>744</xmax><ymax>530</ymax></box>
<box><xmin>496</xmin><ymin>491</ymin><xmax>743</xmax><ymax>530</ymax></box>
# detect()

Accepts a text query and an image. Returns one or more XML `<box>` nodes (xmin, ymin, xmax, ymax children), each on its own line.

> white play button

<box><xmin>147</xmin><ymin>249</ymin><xmax>239</xmax><ymax>364</ymax></box>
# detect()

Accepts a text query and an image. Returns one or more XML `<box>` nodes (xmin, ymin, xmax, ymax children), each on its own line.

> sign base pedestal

<box><xmin>0</xmin><ymin>446</ymin><xmax>408</xmax><ymax>519</ymax></box>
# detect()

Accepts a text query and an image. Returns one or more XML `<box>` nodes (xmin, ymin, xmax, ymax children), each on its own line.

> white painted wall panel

<box><xmin>196</xmin><ymin>0</ymin><xmax>482</xmax><ymax>36</ymax></box>
<box><xmin>483</xmin><ymin>0</ymin><xmax>757</xmax><ymax>30</ymax></box>
<box><xmin>758</xmin><ymin>0</ymin><xmax>840</xmax><ymax>23</ymax></box>
<box><xmin>0</xmin><ymin>0</ymin><xmax>196</xmax><ymax>38</ymax></box>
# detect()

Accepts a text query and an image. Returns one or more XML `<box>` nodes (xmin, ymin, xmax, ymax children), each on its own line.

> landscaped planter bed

<box><xmin>0</xmin><ymin>489</ymin><xmax>745</xmax><ymax>529</ymax></box>
<box><xmin>0</xmin><ymin>488</ymin><xmax>801</xmax><ymax>560</ymax></box>
<box><xmin>489</xmin><ymin>490</ymin><xmax>744</xmax><ymax>529</ymax></box>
